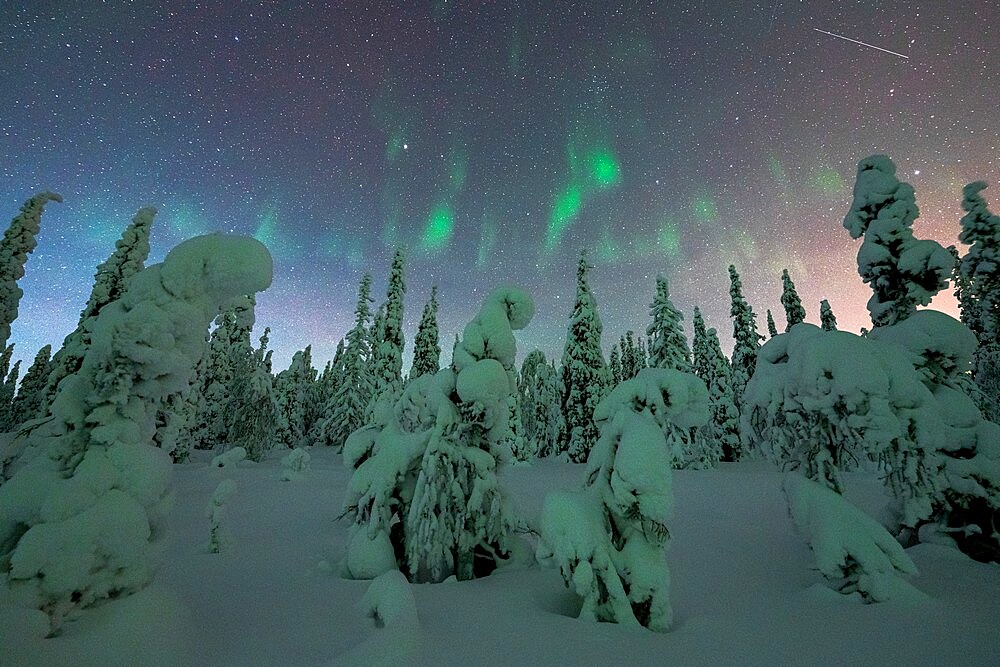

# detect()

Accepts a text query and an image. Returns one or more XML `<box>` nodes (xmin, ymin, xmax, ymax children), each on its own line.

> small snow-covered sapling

<box><xmin>207</xmin><ymin>479</ymin><xmax>237</xmax><ymax>553</ymax></box>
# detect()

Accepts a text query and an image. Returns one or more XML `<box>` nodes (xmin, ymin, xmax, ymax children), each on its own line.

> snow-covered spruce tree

<box><xmin>8</xmin><ymin>344</ymin><xmax>52</xmax><ymax>429</ymax></box>
<box><xmin>225</xmin><ymin>328</ymin><xmax>280</xmax><ymax>462</ymax></box>
<box><xmin>780</xmin><ymin>269</ymin><xmax>806</xmax><ymax>331</ymax></box>
<box><xmin>608</xmin><ymin>343</ymin><xmax>622</xmax><ymax>386</ymax></box>
<box><xmin>958</xmin><ymin>182</ymin><xmax>1000</xmax><ymax>423</ymax></box>
<box><xmin>274</xmin><ymin>346</ymin><xmax>316</xmax><ymax>448</ymax></box>
<box><xmin>728</xmin><ymin>265</ymin><xmax>762</xmax><ymax>419</ymax></box>
<box><xmin>742</xmin><ymin>324</ymin><xmax>899</xmax><ymax>493</ymax></box>
<box><xmin>370</xmin><ymin>249</ymin><xmax>406</xmax><ymax>404</ymax></box>
<box><xmin>646</xmin><ymin>275</ymin><xmax>691</xmax><ymax>372</ymax></box>
<box><xmin>820</xmin><ymin>299</ymin><xmax>838</xmax><ymax>331</ymax></box>
<box><xmin>869</xmin><ymin>312</ymin><xmax>1000</xmax><ymax>561</ymax></box>
<box><xmin>186</xmin><ymin>295</ymin><xmax>256</xmax><ymax>451</ymax></box>
<box><xmin>843</xmin><ymin>155</ymin><xmax>952</xmax><ymax>328</ymax></box>
<box><xmin>0</xmin><ymin>234</ymin><xmax>271</xmax><ymax>630</ymax></box>
<box><xmin>518</xmin><ymin>350</ymin><xmax>547</xmax><ymax>455</ymax></box>
<box><xmin>766</xmin><ymin>309</ymin><xmax>778</xmax><ymax>338</ymax></box>
<box><xmin>410</xmin><ymin>285</ymin><xmax>440</xmax><ymax>381</ymax></box>
<box><xmin>560</xmin><ymin>251</ymin><xmax>609</xmax><ymax>462</ymax></box>
<box><xmin>519</xmin><ymin>350</ymin><xmax>563</xmax><ymax>458</ymax></box>
<box><xmin>313</xmin><ymin>274</ymin><xmax>374</xmax><ymax>449</ymax></box>
<box><xmin>305</xmin><ymin>342</ymin><xmax>342</xmax><ymax>436</ymax></box>
<box><xmin>0</xmin><ymin>192</ymin><xmax>62</xmax><ymax>351</ymax></box>
<box><xmin>39</xmin><ymin>207</ymin><xmax>155</xmax><ymax>415</ymax></box>
<box><xmin>692</xmin><ymin>308</ymin><xmax>739</xmax><ymax>463</ymax></box>
<box><xmin>620</xmin><ymin>332</ymin><xmax>642</xmax><ymax>381</ymax></box>
<box><xmin>406</xmin><ymin>287</ymin><xmax>534</xmax><ymax>581</ymax></box>
<box><xmin>0</xmin><ymin>360</ymin><xmax>21</xmax><ymax>431</ymax></box>
<box><xmin>538</xmin><ymin>368</ymin><xmax>709</xmax><ymax>632</ymax></box>
<box><xmin>342</xmin><ymin>287</ymin><xmax>533</xmax><ymax>582</ymax></box>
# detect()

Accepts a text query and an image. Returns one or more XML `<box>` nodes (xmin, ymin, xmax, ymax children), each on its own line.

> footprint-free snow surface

<box><xmin>3</xmin><ymin>448</ymin><xmax>998</xmax><ymax>666</ymax></box>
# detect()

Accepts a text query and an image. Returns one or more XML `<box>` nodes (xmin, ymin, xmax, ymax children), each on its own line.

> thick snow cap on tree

<box><xmin>0</xmin><ymin>234</ymin><xmax>271</xmax><ymax>628</ymax></box>
<box><xmin>843</xmin><ymin>155</ymin><xmax>952</xmax><ymax>327</ymax></box>
<box><xmin>539</xmin><ymin>368</ymin><xmax>708</xmax><ymax>632</ymax></box>
<box><xmin>868</xmin><ymin>310</ymin><xmax>977</xmax><ymax>382</ymax></box>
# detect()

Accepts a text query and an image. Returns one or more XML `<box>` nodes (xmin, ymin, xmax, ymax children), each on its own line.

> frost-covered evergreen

<box><xmin>743</xmin><ymin>325</ymin><xmax>898</xmax><ymax>493</ymax></box>
<box><xmin>728</xmin><ymin>265</ymin><xmax>762</xmax><ymax>414</ymax></box>
<box><xmin>646</xmin><ymin>275</ymin><xmax>691</xmax><ymax>372</ymax></box>
<box><xmin>225</xmin><ymin>328</ymin><xmax>280</xmax><ymax>462</ymax></box>
<box><xmin>744</xmin><ymin>312</ymin><xmax>1000</xmax><ymax>560</ymax></box>
<box><xmin>780</xmin><ymin>269</ymin><xmax>806</xmax><ymax>330</ymax></box>
<box><xmin>274</xmin><ymin>346</ymin><xmax>316</xmax><ymax>448</ymax></box>
<box><xmin>619</xmin><ymin>331</ymin><xmax>645</xmax><ymax>381</ymax></box>
<box><xmin>820</xmin><ymin>299</ymin><xmax>838</xmax><ymax>331</ymax></box>
<box><xmin>8</xmin><ymin>344</ymin><xmax>51</xmax><ymax>429</ymax></box>
<box><xmin>958</xmin><ymin>182</ymin><xmax>1000</xmax><ymax>423</ymax></box>
<box><xmin>342</xmin><ymin>287</ymin><xmax>533</xmax><ymax>583</ymax></box>
<box><xmin>538</xmin><ymin>368</ymin><xmax>708</xmax><ymax>632</ymax></box>
<box><xmin>519</xmin><ymin>350</ymin><xmax>563</xmax><ymax>458</ymax></box>
<box><xmin>370</xmin><ymin>249</ymin><xmax>406</xmax><ymax>403</ymax></box>
<box><xmin>766</xmin><ymin>309</ymin><xmax>778</xmax><ymax>338</ymax></box>
<box><xmin>410</xmin><ymin>286</ymin><xmax>440</xmax><ymax>381</ymax></box>
<box><xmin>0</xmin><ymin>360</ymin><xmax>21</xmax><ymax>431</ymax></box>
<box><xmin>608</xmin><ymin>343</ymin><xmax>622</xmax><ymax>386</ymax></box>
<box><xmin>560</xmin><ymin>252</ymin><xmax>608</xmax><ymax>463</ymax></box>
<box><xmin>0</xmin><ymin>192</ymin><xmax>62</xmax><ymax>350</ymax></box>
<box><xmin>186</xmin><ymin>295</ymin><xmax>256</xmax><ymax>451</ymax></box>
<box><xmin>0</xmin><ymin>234</ymin><xmax>271</xmax><ymax>630</ymax></box>
<box><xmin>313</xmin><ymin>274</ymin><xmax>374</xmax><ymax>449</ymax></box>
<box><xmin>692</xmin><ymin>308</ymin><xmax>739</xmax><ymax>463</ymax></box>
<box><xmin>40</xmin><ymin>207</ymin><xmax>155</xmax><ymax>415</ymax></box>
<box><xmin>843</xmin><ymin>155</ymin><xmax>952</xmax><ymax>328</ymax></box>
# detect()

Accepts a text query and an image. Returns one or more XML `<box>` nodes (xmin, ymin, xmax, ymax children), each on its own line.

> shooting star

<box><xmin>813</xmin><ymin>28</ymin><xmax>909</xmax><ymax>60</ymax></box>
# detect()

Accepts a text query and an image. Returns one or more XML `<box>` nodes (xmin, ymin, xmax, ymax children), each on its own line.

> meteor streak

<box><xmin>813</xmin><ymin>28</ymin><xmax>910</xmax><ymax>60</ymax></box>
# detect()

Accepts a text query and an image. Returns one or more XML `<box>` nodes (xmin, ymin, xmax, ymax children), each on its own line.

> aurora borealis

<box><xmin>1</xmin><ymin>1</ymin><xmax>997</xmax><ymax>370</ymax></box>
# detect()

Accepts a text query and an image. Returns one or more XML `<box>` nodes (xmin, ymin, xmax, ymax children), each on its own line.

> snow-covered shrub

<box><xmin>870</xmin><ymin>311</ymin><xmax>1000</xmax><ymax>560</ymax></box>
<box><xmin>538</xmin><ymin>368</ymin><xmax>709</xmax><ymax>632</ymax></box>
<box><xmin>280</xmin><ymin>448</ymin><xmax>311</xmax><ymax>482</ymax></box>
<box><xmin>207</xmin><ymin>479</ymin><xmax>237</xmax><ymax>554</ymax></box>
<box><xmin>0</xmin><ymin>234</ymin><xmax>272</xmax><ymax>629</ymax></box>
<box><xmin>742</xmin><ymin>324</ymin><xmax>915</xmax><ymax>494</ymax></box>
<box><xmin>746</xmin><ymin>312</ymin><xmax>1000</xmax><ymax>560</ymax></box>
<box><xmin>783</xmin><ymin>474</ymin><xmax>921</xmax><ymax>602</ymax></box>
<box><xmin>359</xmin><ymin>569</ymin><xmax>418</xmax><ymax>629</ymax></box>
<box><xmin>212</xmin><ymin>446</ymin><xmax>247</xmax><ymax>469</ymax></box>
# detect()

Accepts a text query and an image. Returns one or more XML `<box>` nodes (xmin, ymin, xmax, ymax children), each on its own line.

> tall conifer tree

<box><xmin>560</xmin><ymin>251</ymin><xmax>608</xmax><ymax>462</ymax></box>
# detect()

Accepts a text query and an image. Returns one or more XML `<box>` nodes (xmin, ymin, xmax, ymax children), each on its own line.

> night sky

<box><xmin>2</xmin><ymin>1</ymin><xmax>997</xmax><ymax>371</ymax></box>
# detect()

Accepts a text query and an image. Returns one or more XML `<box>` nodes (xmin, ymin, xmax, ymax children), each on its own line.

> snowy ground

<box><xmin>3</xmin><ymin>448</ymin><xmax>998</xmax><ymax>666</ymax></box>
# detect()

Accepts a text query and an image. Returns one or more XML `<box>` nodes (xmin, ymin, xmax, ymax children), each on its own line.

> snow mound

<box><xmin>212</xmin><ymin>447</ymin><xmax>246</xmax><ymax>469</ymax></box>
<box><xmin>280</xmin><ymin>448</ymin><xmax>311</xmax><ymax>481</ymax></box>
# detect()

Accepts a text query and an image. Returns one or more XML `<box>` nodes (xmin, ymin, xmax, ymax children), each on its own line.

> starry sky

<box><xmin>2</xmin><ymin>1</ymin><xmax>997</xmax><ymax>372</ymax></box>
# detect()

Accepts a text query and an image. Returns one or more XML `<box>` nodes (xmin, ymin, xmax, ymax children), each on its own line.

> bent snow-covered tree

<box><xmin>0</xmin><ymin>192</ymin><xmax>62</xmax><ymax>351</ymax></box>
<box><xmin>0</xmin><ymin>234</ymin><xmax>272</xmax><ymax>630</ymax></box>
<box><xmin>843</xmin><ymin>155</ymin><xmax>952</xmax><ymax>328</ymax></box>
<box><xmin>538</xmin><ymin>368</ymin><xmax>709</xmax><ymax>632</ymax></box>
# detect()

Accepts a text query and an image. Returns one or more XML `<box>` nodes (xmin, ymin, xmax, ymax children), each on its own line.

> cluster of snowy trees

<box><xmin>0</xmin><ymin>152</ymin><xmax>996</xmax><ymax>631</ymax></box>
